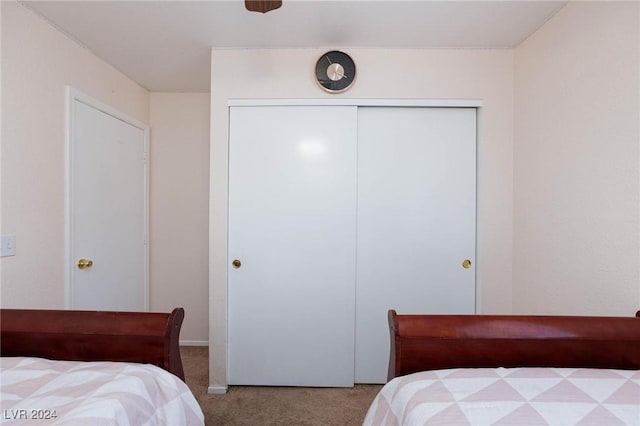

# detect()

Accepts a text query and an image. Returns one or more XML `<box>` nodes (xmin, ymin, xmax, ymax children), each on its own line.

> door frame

<box><xmin>64</xmin><ymin>87</ymin><xmax>150</xmax><ymax>310</ymax></box>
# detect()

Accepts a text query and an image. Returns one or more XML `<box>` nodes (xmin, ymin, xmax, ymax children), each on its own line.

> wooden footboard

<box><xmin>388</xmin><ymin>309</ymin><xmax>640</xmax><ymax>380</ymax></box>
<box><xmin>0</xmin><ymin>307</ymin><xmax>185</xmax><ymax>380</ymax></box>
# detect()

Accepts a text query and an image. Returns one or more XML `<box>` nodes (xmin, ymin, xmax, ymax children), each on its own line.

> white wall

<box><xmin>1</xmin><ymin>2</ymin><xmax>149</xmax><ymax>308</ymax></box>
<box><xmin>513</xmin><ymin>2</ymin><xmax>640</xmax><ymax>315</ymax></box>
<box><xmin>1</xmin><ymin>4</ymin><xmax>209</xmax><ymax>343</ymax></box>
<box><xmin>210</xmin><ymin>48</ymin><xmax>515</xmax><ymax>391</ymax></box>
<box><xmin>149</xmin><ymin>92</ymin><xmax>210</xmax><ymax>344</ymax></box>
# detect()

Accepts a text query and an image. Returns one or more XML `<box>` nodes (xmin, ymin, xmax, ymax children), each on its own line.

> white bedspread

<box><xmin>1</xmin><ymin>357</ymin><xmax>204</xmax><ymax>426</ymax></box>
<box><xmin>364</xmin><ymin>367</ymin><xmax>640</xmax><ymax>426</ymax></box>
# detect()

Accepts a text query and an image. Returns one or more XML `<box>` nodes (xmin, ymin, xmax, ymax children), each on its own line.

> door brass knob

<box><xmin>232</xmin><ymin>259</ymin><xmax>242</xmax><ymax>269</ymax></box>
<box><xmin>77</xmin><ymin>258</ymin><xmax>93</xmax><ymax>269</ymax></box>
<box><xmin>462</xmin><ymin>259</ymin><xmax>472</xmax><ymax>269</ymax></box>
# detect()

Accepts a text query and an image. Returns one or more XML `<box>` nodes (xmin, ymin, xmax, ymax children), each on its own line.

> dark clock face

<box><xmin>315</xmin><ymin>51</ymin><xmax>356</xmax><ymax>93</ymax></box>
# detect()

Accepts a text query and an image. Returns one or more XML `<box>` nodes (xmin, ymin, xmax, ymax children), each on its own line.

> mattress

<box><xmin>1</xmin><ymin>357</ymin><xmax>204</xmax><ymax>425</ymax></box>
<box><xmin>364</xmin><ymin>367</ymin><xmax>640</xmax><ymax>425</ymax></box>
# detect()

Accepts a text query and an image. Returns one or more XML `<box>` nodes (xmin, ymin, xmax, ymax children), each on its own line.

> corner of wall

<box><xmin>512</xmin><ymin>1</ymin><xmax>640</xmax><ymax>315</ymax></box>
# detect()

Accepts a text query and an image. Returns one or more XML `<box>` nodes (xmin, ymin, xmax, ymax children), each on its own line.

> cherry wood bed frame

<box><xmin>0</xmin><ymin>307</ymin><xmax>185</xmax><ymax>381</ymax></box>
<box><xmin>388</xmin><ymin>309</ymin><xmax>640</xmax><ymax>381</ymax></box>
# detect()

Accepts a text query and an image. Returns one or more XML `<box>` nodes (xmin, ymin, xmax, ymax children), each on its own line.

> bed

<box><xmin>364</xmin><ymin>309</ymin><xmax>640</xmax><ymax>425</ymax></box>
<box><xmin>0</xmin><ymin>307</ymin><xmax>204</xmax><ymax>425</ymax></box>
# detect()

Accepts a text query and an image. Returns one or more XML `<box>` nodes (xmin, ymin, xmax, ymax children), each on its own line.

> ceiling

<box><xmin>21</xmin><ymin>1</ymin><xmax>567</xmax><ymax>92</ymax></box>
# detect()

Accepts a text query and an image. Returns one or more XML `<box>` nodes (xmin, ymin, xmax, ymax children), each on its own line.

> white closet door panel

<box><xmin>355</xmin><ymin>107</ymin><xmax>477</xmax><ymax>383</ymax></box>
<box><xmin>228</xmin><ymin>106</ymin><xmax>357</xmax><ymax>387</ymax></box>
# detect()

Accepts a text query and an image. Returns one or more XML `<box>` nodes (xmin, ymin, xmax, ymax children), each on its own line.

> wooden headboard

<box><xmin>0</xmin><ymin>307</ymin><xmax>185</xmax><ymax>380</ymax></box>
<box><xmin>388</xmin><ymin>309</ymin><xmax>640</xmax><ymax>380</ymax></box>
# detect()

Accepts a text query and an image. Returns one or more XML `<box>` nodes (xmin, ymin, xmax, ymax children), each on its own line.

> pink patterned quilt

<box><xmin>364</xmin><ymin>367</ymin><xmax>640</xmax><ymax>425</ymax></box>
<box><xmin>1</xmin><ymin>357</ymin><xmax>204</xmax><ymax>425</ymax></box>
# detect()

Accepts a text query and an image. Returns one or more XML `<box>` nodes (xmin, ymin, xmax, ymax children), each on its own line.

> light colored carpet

<box><xmin>181</xmin><ymin>346</ymin><xmax>383</xmax><ymax>426</ymax></box>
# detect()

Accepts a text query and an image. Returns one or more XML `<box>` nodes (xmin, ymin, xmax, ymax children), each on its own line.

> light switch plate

<box><xmin>0</xmin><ymin>234</ymin><xmax>16</xmax><ymax>257</ymax></box>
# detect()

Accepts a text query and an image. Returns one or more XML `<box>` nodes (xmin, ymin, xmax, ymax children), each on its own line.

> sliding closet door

<box><xmin>228</xmin><ymin>106</ymin><xmax>358</xmax><ymax>387</ymax></box>
<box><xmin>355</xmin><ymin>107</ymin><xmax>477</xmax><ymax>383</ymax></box>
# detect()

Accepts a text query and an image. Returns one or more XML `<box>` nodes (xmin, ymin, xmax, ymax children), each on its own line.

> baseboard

<box><xmin>180</xmin><ymin>340</ymin><xmax>208</xmax><ymax>346</ymax></box>
<box><xmin>208</xmin><ymin>385</ymin><xmax>228</xmax><ymax>394</ymax></box>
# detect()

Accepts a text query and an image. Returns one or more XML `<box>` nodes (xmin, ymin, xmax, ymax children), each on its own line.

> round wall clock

<box><xmin>315</xmin><ymin>51</ymin><xmax>356</xmax><ymax>93</ymax></box>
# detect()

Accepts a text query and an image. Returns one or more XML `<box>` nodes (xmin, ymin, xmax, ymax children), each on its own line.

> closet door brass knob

<box><xmin>462</xmin><ymin>259</ymin><xmax>472</xmax><ymax>269</ymax></box>
<box><xmin>232</xmin><ymin>259</ymin><xmax>242</xmax><ymax>269</ymax></box>
<box><xmin>77</xmin><ymin>258</ymin><xmax>93</xmax><ymax>269</ymax></box>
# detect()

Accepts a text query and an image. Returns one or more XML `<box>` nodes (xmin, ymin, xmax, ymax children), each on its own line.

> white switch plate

<box><xmin>0</xmin><ymin>235</ymin><xmax>16</xmax><ymax>257</ymax></box>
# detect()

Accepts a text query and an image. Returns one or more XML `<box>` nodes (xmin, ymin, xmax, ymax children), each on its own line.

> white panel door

<box><xmin>69</xmin><ymin>96</ymin><xmax>148</xmax><ymax>311</ymax></box>
<box><xmin>355</xmin><ymin>107</ymin><xmax>477</xmax><ymax>383</ymax></box>
<box><xmin>228</xmin><ymin>106</ymin><xmax>358</xmax><ymax>387</ymax></box>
